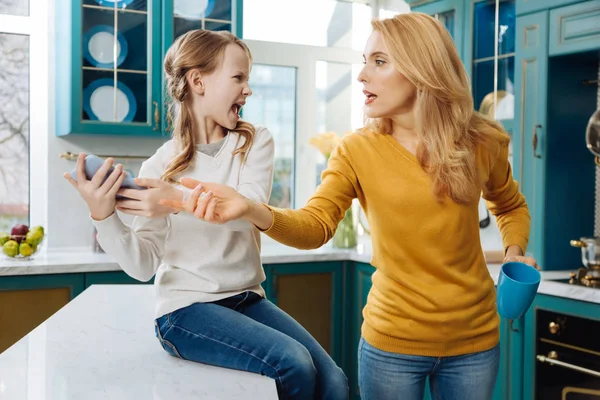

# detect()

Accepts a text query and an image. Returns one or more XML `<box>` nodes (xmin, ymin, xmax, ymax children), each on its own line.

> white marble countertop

<box><xmin>0</xmin><ymin>242</ymin><xmax>369</xmax><ymax>275</ymax></box>
<box><xmin>1</xmin><ymin>241</ymin><xmax>599</xmax><ymax>305</ymax></box>
<box><xmin>0</xmin><ymin>285</ymin><xmax>278</xmax><ymax>400</ymax></box>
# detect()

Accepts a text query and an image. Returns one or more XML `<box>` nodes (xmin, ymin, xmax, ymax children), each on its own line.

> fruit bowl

<box><xmin>1</xmin><ymin>225</ymin><xmax>46</xmax><ymax>261</ymax></box>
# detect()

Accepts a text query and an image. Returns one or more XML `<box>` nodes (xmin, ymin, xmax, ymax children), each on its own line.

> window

<box><xmin>0</xmin><ymin>2</ymin><xmax>30</xmax><ymax>232</ymax></box>
<box><xmin>243</xmin><ymin>0</ymin><xmax>376</xmax><ymax>210</ymax></box>
<box><xmin>243</xmin><ymin>0</ymin><xmax>372</xmax><ymax>51</ymax></box>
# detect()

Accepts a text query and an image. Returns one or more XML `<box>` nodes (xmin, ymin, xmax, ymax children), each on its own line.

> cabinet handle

<box><xmin>537</xmin><ymin>352</ymin><xmax>600</xmax><ymax>378</ymax></box>
<box><xmin>153</xmin><ymin>101</ymin><xmax>160</xmax><ymax>131</ymax></box>
<box><xmin>549</xmin><ymin>321</ymin><xmax>561</xmax><ymax>334</ymax></box>
<box><xmin>533</xmin><ymin>124</ymin><xmax>542</xmax><ymax>159</ymax></box>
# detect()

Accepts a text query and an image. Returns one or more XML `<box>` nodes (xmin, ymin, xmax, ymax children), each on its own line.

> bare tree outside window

<box><xmin>0</xmin><ymin>33</ymin><xmax>29</xmax><ymax>231</ymax></box>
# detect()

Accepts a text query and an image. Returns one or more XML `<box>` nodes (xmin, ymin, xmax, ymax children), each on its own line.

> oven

<box><xmin>535</xmin><ymin>309</ymin><xmax>600</xmax><ymax>399</ymax></box>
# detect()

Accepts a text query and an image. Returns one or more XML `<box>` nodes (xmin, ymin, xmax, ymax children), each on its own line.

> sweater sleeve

<box><xmin>263</xmin><ymin>140</ymin><xmax>359</xmax><ymax>249</ymax></box>
<box><xmin>92</xmin><ymin>159</ymin><xmax>169</xmax><ymax>282</ymax></box>
<box><xmin>482</xmin><ymin>140</ymin><xmax>531</xmax><ymax>255</ymax></box>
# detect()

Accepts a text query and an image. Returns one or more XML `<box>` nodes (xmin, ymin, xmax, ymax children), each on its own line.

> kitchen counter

<box><xmin>1</xmin><ymin>242</ymin><xmax>598</xmax><ymax>305</ymax></box>
<box><xmin>0</xmin><ymin>238</ymin><xmax>504</xmax><ymax>276</ymax></box>
<box><xmin>0</xmin><ymin>284</ymin><xmax>278</xmax><ymax>400</ymax></box>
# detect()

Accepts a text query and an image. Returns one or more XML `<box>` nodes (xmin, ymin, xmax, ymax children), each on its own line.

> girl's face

<box><xmin>196</xmin><ymin>44</ymin><xmax>252</xmax><ymax>130</ymax></box>
<box><xmin>357</xmin><ymin>31</ymin><xmax>417</xmax><ymax>119</ymax></box>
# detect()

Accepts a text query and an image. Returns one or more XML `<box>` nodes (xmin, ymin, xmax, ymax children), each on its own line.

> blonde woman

<box><xmin>162</xmin><ymin>14</ymin><xmax>538</xmax><ymax>400</ymax></box>
<box><xmin>65</xmin><ymin>30</ymin><xmax>348</xmax><ymax>400</ymax></box>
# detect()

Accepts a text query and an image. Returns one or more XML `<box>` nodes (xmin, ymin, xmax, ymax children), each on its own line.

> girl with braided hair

<box><xmin>64</xmin><ymin>29</ymin><xmax>348</xmax><ymax>400</ymax></box>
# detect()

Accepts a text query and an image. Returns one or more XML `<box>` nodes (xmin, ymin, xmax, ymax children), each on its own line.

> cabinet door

<box><xmin>56</xmin><ymin>0</ymin><xmax>163</xmax><ymax>136</ymax></box>
<box><xmin>350</xmin><ymin>262</ymin><xmax>375</xmax><ymax>400</ymax></box>
<box><xmin>412</xmin><ymin>0</ymin><xmax>465</xmax><ymax>61</ymax></box>
<box><xmin>0</xmin><ymin>274</ymin><xmax>85</xmax><ymax>353</ymax></box>
<box><xmin>513</xmin><ymin>11</ymin><xmax>548</xmax><ymax>265</ymax></box>
<box><xmin>549</xmin><ymin>0</ymin><xmax>600</xmax><ymax>56</ymax></box>
<box><xmin>264</xmin><ymin>262</ymin><xmax>344</xmax><ymax>365</ymax></box>
<box><xmin>465</xmin><ymin>0</ymin><xmax>516</xmax><ymax>129</ymax></box>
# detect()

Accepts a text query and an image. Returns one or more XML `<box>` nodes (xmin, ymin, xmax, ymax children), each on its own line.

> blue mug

<box><xmin>497</xmin><ymin>261</ymin><xmax>541</xmax><ymax>320</ymax></box>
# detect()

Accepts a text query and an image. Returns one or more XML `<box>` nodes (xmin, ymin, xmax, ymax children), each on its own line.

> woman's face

<box><xmin>357</xmin><ymin>31</ymin><xmax>417</xmax><ymax>119</ymax></box>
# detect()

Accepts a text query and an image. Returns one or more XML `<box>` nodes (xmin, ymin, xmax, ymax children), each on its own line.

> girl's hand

<box><xmin>504</xmin><ymin>245</ymin><xmax>540</xmax><ymax>270</ymax></box>
<box><xmin>115</xmin><ymin>178</ymin><xmax>183</xmax><ymax>218</ymax></box>
<box><xmin>159</xmin><ymin>177</ymin><xmax>250</xmax><ymax>223</ymax></box>
<box><xmin>63</xmin><ymin>153</ymin><xmax>126</xmax><ymax>221</ymax></box>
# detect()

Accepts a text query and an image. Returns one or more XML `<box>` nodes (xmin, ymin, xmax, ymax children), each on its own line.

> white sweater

<box><xmin>92</xmin><ymin>126</ymin><xmax>275</xmax><ymax>318</ymax></box>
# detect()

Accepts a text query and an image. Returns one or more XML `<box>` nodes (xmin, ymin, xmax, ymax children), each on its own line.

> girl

<box><xmin>162</xmin><ymin>14</ymin><xmax>538</xmax><ymax>400</ymax></box>
<box><xmin>64</xmin><ymin>29</ymin><xmax>348</xmax><ymax>400</ymax></box>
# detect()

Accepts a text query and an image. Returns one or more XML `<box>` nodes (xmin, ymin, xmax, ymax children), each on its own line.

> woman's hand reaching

<box><xmin>159</xmin><ymin>177</ymin><xmax>250</xmax><ymax>223</ymax></box>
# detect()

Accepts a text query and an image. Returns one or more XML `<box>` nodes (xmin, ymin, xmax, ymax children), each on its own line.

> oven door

<box><xmin>536</xmin><ymin>310</ymin><xmax>600</xmax><ymax>399</ymax></box>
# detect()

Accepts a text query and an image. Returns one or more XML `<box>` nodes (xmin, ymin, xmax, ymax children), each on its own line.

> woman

<box><xmin>162</xmin><ymin>14</ymin><xmax>537</xmax><ymax>400</ymax></box>
<box><xmin>65</xmin><ymin>29</ymin><xmax>348</xmax><ymax>400</ymax></box>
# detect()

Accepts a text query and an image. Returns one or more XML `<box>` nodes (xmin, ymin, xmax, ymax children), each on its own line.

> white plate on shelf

<box><xmin>93</xmin><ymin>0</ymin><xmax>134</xmax><ymax>7</ymax></box>
<box><xmin>83</xmin><ymin>78</ymin><xmax>137</xmax><ymax>122</ymax></box>
<box><xmin>174</xmin><ymin>0</ymin><xmax>215</xmax><ymax>19</ymax></box>
<box><xmin>83</xmin><ymin>25</ymin><xmax>128</xmax><ymax>68</ymax></box>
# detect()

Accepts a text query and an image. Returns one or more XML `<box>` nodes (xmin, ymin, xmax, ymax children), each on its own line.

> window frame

<box><xmin>0</xmin><ymin>1</ymin><xmax>49</xmax><ymax>232</ymax></box>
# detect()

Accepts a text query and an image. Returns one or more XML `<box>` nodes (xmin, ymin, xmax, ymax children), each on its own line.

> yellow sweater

<box><xmin>264</xmin><ymin>129</ymin><xmax>530</xmax><ymax>357</ymax></box>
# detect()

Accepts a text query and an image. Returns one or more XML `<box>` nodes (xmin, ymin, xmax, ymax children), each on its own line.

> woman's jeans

<box><xmin>154</xmin><ymin>291</ymin><xmax>348</xmax><ymax>400</ymax></box>
<box><xmin>358</xmin><ymin>337</ymin><xmax>500</xmax><ymax>400</ymax></box>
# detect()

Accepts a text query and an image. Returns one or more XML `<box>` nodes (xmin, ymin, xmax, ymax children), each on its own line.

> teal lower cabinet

<box><xmin>0</xmin><ymin>273</ymin><xmax>85</xmax><ymax>353</ymax></box>
<box><xmin>263</xmin><ymin>261</ymin><xmax>346</xmax><ymax>368</ymax></box>
<box><xmin>523</xmin><ymin>294</ymin><xmax>600</xmax><ymax>400</ymax></box>
<box><xmin>84</xmin><ymin>271</ymin><xmax>154</xmax><ymax>288</ymax></box>
<box><xmin>350</xmin><ymin>262</ymin><xmax>376</xmax><ymax>400</ymax></box>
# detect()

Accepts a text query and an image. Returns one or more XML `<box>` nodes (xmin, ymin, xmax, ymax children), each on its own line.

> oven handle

<box><xmin>537</xmin><ymin>354</ymin><xmax>600</xmax><ymax>378</ymax></box>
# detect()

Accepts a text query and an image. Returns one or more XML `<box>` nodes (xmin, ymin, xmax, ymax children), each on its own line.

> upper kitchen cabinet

<box><xmin>465</xmin><ymin>0</ymin><xmax>516</xmax><ymax>132</ymax></box>
<box><xmin>516</xmin><ymin>0</ymin><xmax>589</xmax><ymax>16</ymax></box>
<box><xmin>410</xmin><ymin>0</ymin><xmax>466</xmax><ymax>60</ymax></box>
<box><xmin>55</xmin><ymin>0</ymin><xmax>163</xmax><ymax>137</ymax></box>
<box><xmin>55</xmin><ymin>0</ymin><xmax>241</xmax><ymax>137</ymax></box>
<box><xmin>548</xmin><ymin>0</ymin><xmax>600</xmax><ymax>56</ymax></box>
<box><xmin>512</xmin><ymin>4</ymin><xmax>597</xmax><ymax>270</ymax></box>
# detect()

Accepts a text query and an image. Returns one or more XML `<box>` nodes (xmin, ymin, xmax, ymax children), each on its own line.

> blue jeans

<box><xmin>358</xmin><ymin>337</ymin><xmax>499</xmax><ymax>400</ymax></box>
<box><xmin>154</xmin><ymin>291</ymin><xmax>348</xmax><ymax>400</ymax></box>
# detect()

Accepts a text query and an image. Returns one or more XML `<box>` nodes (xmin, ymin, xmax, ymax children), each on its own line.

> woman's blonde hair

<box><xmin>367</xmin><ymin>12</ymin><xmax>508</xmax><ymax>204</ymax></box>
<box><xmin>161</xmin><ymin>30</ymin><xmax>255</xmax><ymax>183</ymax></box>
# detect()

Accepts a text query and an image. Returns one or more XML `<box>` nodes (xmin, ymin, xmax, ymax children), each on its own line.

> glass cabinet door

<box><xmin>77</xmin><ymin>0</ymin><xmax>162</xmax><ymax>135</ymax></box>
<box><xmin>468</xmin><ymin>0</ymin><xmax>516</xmax><ymax>128</ymax></box>
<box><xmin>411</xmin><ymin>0</ymin><xmax>465</xmax><ymax>60</ymax></box>
<box><xmin>163</xmin><ymin>0</ymin><xmax>234</xmax><ymax>45</ymax></box>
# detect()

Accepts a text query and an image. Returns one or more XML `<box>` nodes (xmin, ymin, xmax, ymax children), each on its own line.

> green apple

<box><xmin>3</xmin><ymin>240</ymin><xmax>19</xmax><ymax>257</ymax></box>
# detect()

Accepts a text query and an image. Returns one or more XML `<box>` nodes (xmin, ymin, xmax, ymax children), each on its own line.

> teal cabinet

<box><xmin>55</xmin><ymin>0</ymin><xmax>241</xmax><ymax>137</ymax></box>
<box><xmin>350</xmin><ymin>262</ymin><xmax>375</xmax><ymax>400</ymax></box>
<box><xmin>411</xmin><ymin>0</ymin><xmax>466</xmax><ymax>60</ymax></box>
<box><xmin>512</xmin><ymin>10</ymin><xmax>548</xmax><ymax>265</ymax></box>
<box><xmin>263</xmin><ymin>261</ymin><xmax>346</xmax><ymax>367</ymax></box>
<box><xmin>55</xmin><ymin>0</ymin><xmax>164</xmax><ymax>137</ymax></box>
<box><xmin>549</xmin><ymin>0</ymin><xmax>600</xmax><ymax>56</ymax></box>
<box><xmin>517</xmin><ymin>0</ymin><xmax>588</xmax><ymax>16</ymax></box>
<box><xmin>464</xmin><ymin>0</ymin><xmax>516</xmax><ymax>129</ymax></box>
<box><xmin>512</xmin><ymin>6</ymin><xmax>596</xmax><ymax>269</ymax></box>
